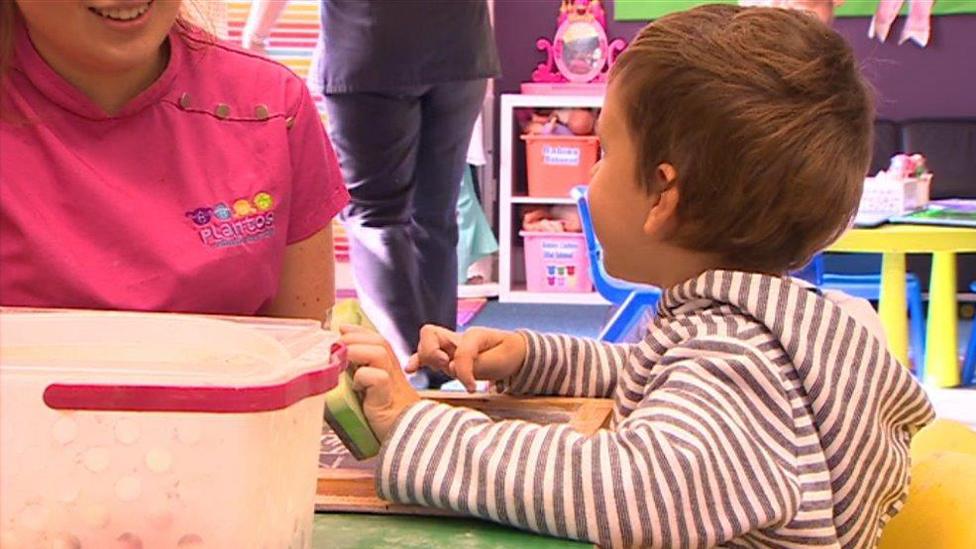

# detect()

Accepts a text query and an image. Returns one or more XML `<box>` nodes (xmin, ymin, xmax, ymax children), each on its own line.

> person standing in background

<box><xmin>244</xmin><ymin>1</ymin><xmax>500</xmax><ymax>387</ymax></box>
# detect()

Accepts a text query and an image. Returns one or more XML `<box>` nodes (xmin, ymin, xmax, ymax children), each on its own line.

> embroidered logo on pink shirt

<box><xmin>186</xmin><ymin>192</ymin><xmax>276</xmax><ymax>248</ymax></box>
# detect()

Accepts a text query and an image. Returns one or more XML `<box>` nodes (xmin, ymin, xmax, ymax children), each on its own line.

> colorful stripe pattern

<box><xmin>226</xmin><ymin>1</ymin><xmax>321</xmax><ymax>79</ymax></box>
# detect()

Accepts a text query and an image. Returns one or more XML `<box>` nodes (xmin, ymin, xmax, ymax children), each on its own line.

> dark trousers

<box><xmin>325</xmin><ymin>80</ymin><xmax>487</xmax><ymax>368</ymax></box>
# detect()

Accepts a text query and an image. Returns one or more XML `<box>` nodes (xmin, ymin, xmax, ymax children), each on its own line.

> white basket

<box><xmin>0</xmin><ymin>310</ymin><xmax>340</xmax><ymax>548</ymax></box>
<box><xmin>858</xmin><ymin>173</ymin><xmax>932</xmax><ymax>215</ymax></box>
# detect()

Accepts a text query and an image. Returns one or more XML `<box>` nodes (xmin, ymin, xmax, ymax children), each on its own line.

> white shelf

<box><xmin>498</xmin><ymin>93</ymin><xmax>607</xmax><ymax>305</ymax></box>
<box><xmin>502</xmin><ymin>289</ymin><xmax>609</xmax><ymax>305</ymax></box>
<box><xmin>501</xmin><ymin>94</ymin><xmax>604</xmax><ymax>109</ymax></box>
<box><xmin>511</xmin><ymin>196</ymin><xmax>577</xmax><ymax>205</ymax></box>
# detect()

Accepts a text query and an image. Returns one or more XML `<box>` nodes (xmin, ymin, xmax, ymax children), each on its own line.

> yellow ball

<box><xmin>878</xmin><ymin>451</ymin><xmax>976</xmax><ymax>549</ymax></box>
<box><xmin>911</xmin><ymin>419</ymin><xmax>976</xmax><ymax>462</ymax></box>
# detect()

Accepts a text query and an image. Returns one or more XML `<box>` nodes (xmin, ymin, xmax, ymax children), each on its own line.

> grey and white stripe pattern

<box><xmin>377</xmin><ymin>271</ymin><xmax>934</xmax><ymax>548</ymax></box>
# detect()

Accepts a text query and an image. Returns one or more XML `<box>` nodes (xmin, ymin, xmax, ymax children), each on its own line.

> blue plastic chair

<box><xmin>962</xmin><ymin>282</ymin><xmax>976</xmax><ymax>386</ymax></box>
<box><xmin>572</xmin><ymin>186</ymin><xmax>661</xmax><ymax>342</ymax></box>
<box><xmin>573</xmin><ymin>185</ymin><xmax>927</xmax><ymax>363</ymax></box>
<box><xmin>804</xmin><ymin>255</ymin><xmax>927</xmax><ymax>375</ymax></box>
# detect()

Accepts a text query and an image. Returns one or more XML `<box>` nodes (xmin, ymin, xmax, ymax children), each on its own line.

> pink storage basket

<box><xmin>521</xmin><ymin>231</ymin><xmax>592</xmax><ymax>293</ymax></box>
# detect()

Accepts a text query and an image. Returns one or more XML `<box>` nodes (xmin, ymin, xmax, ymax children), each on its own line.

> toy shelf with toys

<box><xmin>498</xmin><ymin>93</ymin><xmax>607</xmax><ymax>304</ymax></box>
<box><xmin>498</xmin><ymin>0</ymin><xmax>627</xmax><ymax>304</ymax></box>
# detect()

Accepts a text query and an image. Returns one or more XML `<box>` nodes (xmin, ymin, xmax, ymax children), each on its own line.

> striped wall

<box><xmin>225</xmin><ymin>1</ymin><xmax>321</xmax><ymax>79</ymax></box>
<box><xmin>223</xmin><ymin>1</ymin><xmax>350</xmax><ymax>265</ymax></box>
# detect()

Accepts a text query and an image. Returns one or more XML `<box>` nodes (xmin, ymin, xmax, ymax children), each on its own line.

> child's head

<box><xmin>589</xmin><ymin>4</ymin><xmax>873</xmax><ymax>286</ymax></box>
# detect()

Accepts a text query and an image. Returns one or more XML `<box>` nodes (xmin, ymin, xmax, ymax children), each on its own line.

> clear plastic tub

<box><xmin>0</xmin><ymin>309</ymin><xmax>343</xmax><ymax>548</ymax></box>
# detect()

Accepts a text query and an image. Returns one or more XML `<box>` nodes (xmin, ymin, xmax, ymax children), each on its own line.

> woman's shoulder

<box><xmin>173</xmin><ymin>28</ymin><xmax>311</xmax><ymax>118</ymax></box>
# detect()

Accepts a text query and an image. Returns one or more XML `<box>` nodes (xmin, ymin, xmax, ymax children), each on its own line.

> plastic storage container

<box><xmin>521</xmin><ymin>231</ymin><xmax>592</xmax><ymax>293</ymax></box>
<box><xmin>859</xmin><ymin>173</ymin><xmax>932</xmax><ymax>215</ymax></box>
<box><xmin>522</xmin><ymin>135</ymin><xmax>599</xmax><ymax>198</ymax></box>
<box><xmin>0</xmin><ymin>309</ymin><xmax>343</xmax><ymax>549</ymax></box>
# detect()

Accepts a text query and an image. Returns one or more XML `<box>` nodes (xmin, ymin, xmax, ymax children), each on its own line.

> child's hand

<box><xmin>339</xmin><ymin>326</ymin><xmax>420</xmax><ymax>442</ymax></box>
<box><xmin>406</xmin><ymin>325</ymin><xmax>528</xmax><ymax>393</ymax></box>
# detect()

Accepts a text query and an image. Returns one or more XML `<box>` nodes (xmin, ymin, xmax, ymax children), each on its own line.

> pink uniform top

<box><xmin>0</xmin><ymin>22</ymin><xmax>349</xmax><ymax>315</ymax></box>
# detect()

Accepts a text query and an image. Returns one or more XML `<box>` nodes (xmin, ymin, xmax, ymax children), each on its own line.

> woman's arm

<box><xmin>241</xmin><ymin>0</ymin><xmax>290</xmax><ymax>54</ymax></box>
<box><xmin>263</xmin><ymin>224</ymin><xmax>336</xmax><ymax>324</ymax></box>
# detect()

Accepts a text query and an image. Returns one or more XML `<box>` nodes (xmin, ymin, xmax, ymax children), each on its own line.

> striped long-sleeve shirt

<box><xmin>376</xmin><ymin>270</ymin><xmax>934</xmax><ymax>547</ymax></box>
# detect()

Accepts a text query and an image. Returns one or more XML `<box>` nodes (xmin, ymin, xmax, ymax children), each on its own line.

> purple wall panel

<box><xmin>495</xmin><ymin>1</ymin><xmax>976</xmax><ymax>119</ymax></box>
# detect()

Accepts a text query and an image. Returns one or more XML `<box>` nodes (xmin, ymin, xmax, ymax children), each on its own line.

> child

<box><xmin>339</xmin><ymin>4</ymin><xmax>934</xmax><ymax>548</ymax></box>
<box><xmin>0</xmin><ymin>1</ymin><xmax>348</xmax><ymax>321</ymax></box>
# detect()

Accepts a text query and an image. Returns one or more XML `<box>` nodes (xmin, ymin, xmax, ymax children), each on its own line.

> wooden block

<box><xmin>317</xmin><ymin>392</ymin><xmax>614</xmax><ymax>515</ymax></box>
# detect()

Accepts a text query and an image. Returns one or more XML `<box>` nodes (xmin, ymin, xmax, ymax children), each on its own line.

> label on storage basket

<box><xmin>522</xmin><ymin>231</ymin><xmax>591</xmax><ymax>293</ymax></box>
<box><xmin>542</xmin><ymin>145</ymin><xmax>581</xmax><ymax>167</ymax></box>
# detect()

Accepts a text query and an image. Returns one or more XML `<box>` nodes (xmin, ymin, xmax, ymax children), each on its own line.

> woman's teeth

<box><xmin>90</xmin><ymin>3</ymin><xmax>151</xmax><ymax>22</ymax></box>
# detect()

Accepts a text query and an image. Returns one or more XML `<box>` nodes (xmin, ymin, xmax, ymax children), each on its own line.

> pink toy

<box><xmin>869</xmin><ymin>0</ymin><xmax>935</xmax><ymax>48</ymax></box>
<box><xmin>901</xmin><ymin>0</ymin><xmax>934</xmax><ymax>47</ymax></box>
<box><xmin>522</xmin><ymin>0</ymin><xmax>627</xmax><ymax>95</ymax></box>
<box><xmin>566</xmin><ymin>109</ymin><xmax>596</xmax><ymax>135</ymax></box>
<box><xmin>522</xmin><ymin>206</ymin><xmax>583</xmax><ymax>233</ymax></box>
<box><xmin>888</xmin><ymin>153</ymin><xmax>929</xmax><ymax>179</ymax></box>
<box><xmin>521</xmin><ymin>108</ymin><xmax>597</xmax><ymax>137</ymax></box>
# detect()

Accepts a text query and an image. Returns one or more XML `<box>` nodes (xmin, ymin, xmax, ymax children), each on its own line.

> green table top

<box><xmin>313</xmin><ymin>513</ymin><xmax>594</xmax><ymax>548</ymax></box>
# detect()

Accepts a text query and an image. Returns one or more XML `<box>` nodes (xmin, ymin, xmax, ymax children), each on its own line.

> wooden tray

<box><xmin>316</xmin><ymin>392</ymin><xmax>614</xmax><ymax>515</ymax></box>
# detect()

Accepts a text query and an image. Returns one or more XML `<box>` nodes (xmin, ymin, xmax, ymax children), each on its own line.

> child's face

<box><xmin>15</xmin><ymin>0</ymin><xmax>181</xmax><ymax>75</ymax></box>
<box><xmin>589</xmin><ymin>83</ymin><xmax>665</xmax><ymax>285</ymax></box>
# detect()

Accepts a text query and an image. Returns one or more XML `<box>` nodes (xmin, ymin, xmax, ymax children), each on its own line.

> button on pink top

<box><xmin>0</xmin><ymin>22</ymin><xmax>349</xmax><ymax>314</ymax></box>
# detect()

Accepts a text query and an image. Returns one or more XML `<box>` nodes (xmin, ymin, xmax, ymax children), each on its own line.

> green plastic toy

<box><xmin>323</xmin><ymin>365</ymin><xmax>381</xmax><ymax>460</ymax></box>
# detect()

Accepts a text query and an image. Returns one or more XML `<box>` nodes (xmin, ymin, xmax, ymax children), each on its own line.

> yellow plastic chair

<box><xmin>878</xmin><ymin>419</ymin><xmax>976</xmax><ymax>548</ymax></box>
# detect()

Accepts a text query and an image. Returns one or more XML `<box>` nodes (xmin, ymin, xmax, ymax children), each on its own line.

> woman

<box><xmin>244</xmin><ymin>0</ymin><xmax>499</xmax><ymax>386</ymax></box>
<box><xmin>0</xmin><ymin>0</ymin><xmax>349</xmax><ymax>322</ymax></box>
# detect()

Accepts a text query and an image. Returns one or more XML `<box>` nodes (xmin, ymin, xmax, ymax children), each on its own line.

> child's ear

<box><xmin>642</xmin><ymin>163</ymin><xmax>679</xmax><ymax>236</ymax></box>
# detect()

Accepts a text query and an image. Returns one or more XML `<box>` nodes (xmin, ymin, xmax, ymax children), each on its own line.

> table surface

<box><xmin>313</xmin><ymin>513</ymin><xmax>592</xmax><ymax>548</ymax></box>
<box><xmin>830</xmin><ymin>225</ymin><xmax>976</xmax><ymax>253</ymax></box>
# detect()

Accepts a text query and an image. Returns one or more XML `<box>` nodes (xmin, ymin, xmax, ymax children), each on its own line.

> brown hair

<box><xmin>0</xmin><ymin>1</ymin><xmax>15</xmax><ymax>87</ymax></box>
<box><xmin>610</xmin><ymin>3</ymin><xmax>874</xmax><ymax>273</ymax></box>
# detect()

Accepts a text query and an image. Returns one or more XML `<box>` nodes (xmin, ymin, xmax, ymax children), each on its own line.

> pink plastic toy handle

<box><xmin>43</xmin><ymin>343</ymin><xmax>348</xmax><ymax>413</ymax></box>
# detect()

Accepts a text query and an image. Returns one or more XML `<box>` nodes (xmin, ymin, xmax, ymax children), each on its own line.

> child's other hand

<box><xmin>339</xmin><ymin>326</ymin><xmax>420</xmax><ymax>442</ymax></box>
<box><xmin>406</xmin><ymin>325</ymin><xmax>527</xmax><ymax>393</ymax></box>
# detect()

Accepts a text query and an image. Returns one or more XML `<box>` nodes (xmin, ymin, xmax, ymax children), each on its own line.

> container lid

<box><xmin>519</xmin><ymin>230</ymin><xmax>586</xmax><ymax>237</ymax></box>
<box><xmin>520</xmin><ymin>134</ymin><xmax>599</xmax><ymax>142</ymax></box>
<box><xmin>0</xmin><ymin>310</ymin><xmax>344</xmax><ymax>413</ymax></box>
